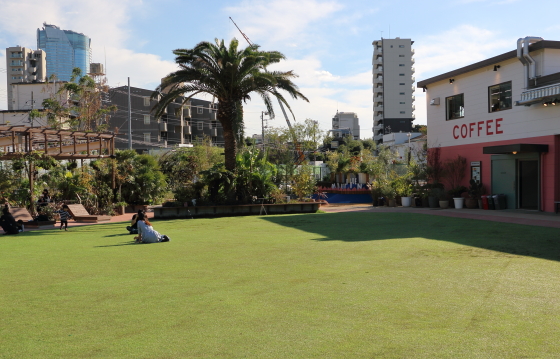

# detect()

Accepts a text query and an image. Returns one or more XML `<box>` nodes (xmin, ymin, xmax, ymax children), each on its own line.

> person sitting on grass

<box><xmin>126</xmin><ymin>210</ymin><xmax>143</xmax><ymax>234</ymax></box>
<box><xmin>0</xmin><ymin>206</ymin><xmax>19</xmax><ymax>235</ymax></box>
<box><xmin>56</xmin><ymin>205</ymin><xmax>72</xmax><ymax>231</ymax></box>
<box><xmin>133</xmin><ymin>212</ymin><xmax>170</xmax><ymax>243</ymax></box>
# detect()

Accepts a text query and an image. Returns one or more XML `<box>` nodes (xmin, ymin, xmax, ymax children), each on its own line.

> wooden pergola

<box><xmin>0</xmin><ymin>126</ymin><xmax>117</xmax><ymax>213</ymax></box>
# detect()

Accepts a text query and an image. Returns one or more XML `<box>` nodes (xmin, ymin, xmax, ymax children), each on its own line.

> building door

<box><xmin>491</xmin><ymin>157</ymin><xmax>516</xmax><ymax>209</ymax></box>
<box><xmin>519</xmin><ymin>160</ymin><xmax>539</xmax><ymax>210</ymax></box>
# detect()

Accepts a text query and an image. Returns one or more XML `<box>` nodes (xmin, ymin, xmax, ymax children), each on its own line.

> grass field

<box><xmin>2</xmin><ymin>212</ymin><xmax>560</xmax><ymax>358</ymax></box>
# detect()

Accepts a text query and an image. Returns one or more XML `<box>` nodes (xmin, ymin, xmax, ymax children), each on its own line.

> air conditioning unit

<box><xmin>430</xmin><ymin>97</ymin><xmax>440</xmax><ymax>106</ymax></box>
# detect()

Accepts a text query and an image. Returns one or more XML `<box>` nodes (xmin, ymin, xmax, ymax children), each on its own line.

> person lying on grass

<box><xmin>133</xmin><ymin>212</ymin><xmax>170</xmax><ymax>243</ymax></box>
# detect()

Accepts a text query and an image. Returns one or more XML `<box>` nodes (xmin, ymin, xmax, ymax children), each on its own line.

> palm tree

<box><xmin>152</xmin><ymin>38</ymin><xmax>308</xmax><ymax>172</ymax></box>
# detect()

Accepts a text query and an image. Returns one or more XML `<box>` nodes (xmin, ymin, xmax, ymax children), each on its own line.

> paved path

<box><xmin>320</xmin><ymin>203</ymin><xmax>560</xmax><ymax>228</ymax></box>
<box><xmin>20</xmin><ymin>204</ymin><xmax>560</xmax><ymax>232</ymax></box>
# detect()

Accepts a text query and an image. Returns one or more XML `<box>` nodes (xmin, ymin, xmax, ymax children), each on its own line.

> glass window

<box><xmin>399</xmin><ymin>83</ymin><xmax>405</xmax><ymax>85</ymax></box>
<box><xmin>143</xmin><ymin>97</ymin><xmax>150</xmax><ymax>106</ymax></box>
<box><xmin>488</xmin><ymin>81</ymin><xmax>512</xmax><ymax>112</ymax></box>
<box><xmin>143</xmin><ymin>133</ymin><xmax>151</xmax><ymax>142</ymax></box>
<box><xmin>400</xmin><ymin>111</ymin><xmax>406</xmax><ymax>114</ymax></box>
<box><xmin>399</xmin><ymin>45</ymin><xmax>405</xmax><ymax>48</ymax></box>
<box><xmin>399</xmin><ymin>64</ymin><xmax>405</xmax><ymax>66</ymax></box>
<box><xmin>399</xmin><ymin>54</ymin><xmax>405</xmax><ymax>57</ymax></box>
<box><xmin>399</xmin><ymin>74</ymin><xmax>405</xmax><ymax>76</ymax></box>
<box><xmin>400</xmin><ymin>102</ymin><xmax>405</xmax><ymax>104</ymax></box>
<box><xmin>446</xmin><ymin>94</ymin><xmax>465</xmax><ymax>120</ymax></box>
<box><xmin>197</xmin><ymin>107</ymin><xmax>203</xmax><ymax>114</ymax></box>
<box><xmin>197</xmin><ymin>122</ymin><xmax>203</xmax><ymax>130</ymax></box>
<box><xmin>399</xmin><ymin>92</ymin><xmax>405</xmax><ymax>95</ymax></box>
<box><xmin>211</xmin><ymin>121</ymin><xmax>217</xmax><ymax>129</ymax></box>
<box><xmin>144</xmin><ymin>115</ymin><xmax>150</xmax><ymax>124</ymax></box>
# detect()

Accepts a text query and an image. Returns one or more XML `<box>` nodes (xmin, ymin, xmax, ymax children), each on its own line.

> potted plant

<box><xmin>428</xmin><ymin>184</ymin><xmax>443</xmax><ymax>208</ymax></box>
<box><xmin>449</xmin><ymin>186</ymin><xmax>467</xmax><ymax>209</ymax></box>
<box><xmin>397</xmin><ymin>179</ymin><xmax>413</xmax><ymax>207</ymax></box>
<box><xmin>114</xmin><ymin>201</ymin><xmax>127</xmax><ymax>215</ymax></box>
<box><xmin>438</xmin><ymin>189</ymin><xmax>449</xmax><ymax>209</ymax></box>
<box><xmin>466</xmin><ymin>179</ymin><xmax>483</xmax><ymax>209</ymax></box>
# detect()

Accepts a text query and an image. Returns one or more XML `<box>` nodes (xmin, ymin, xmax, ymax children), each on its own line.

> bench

<box><xmin>67</xmin><ymin>204</ymin><xmax>112</xmax><ymax>223</ymax></box>
<box><xmin>10</xmin><ymin>207</ymin><xmax>56</xmax><ymax>229</ymax></box>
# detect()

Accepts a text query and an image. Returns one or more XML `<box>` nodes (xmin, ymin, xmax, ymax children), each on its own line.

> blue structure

<box><xmin>37</xmin><ymin>23</ymin><xmax>91</xmax><ymax>81</ymax></box>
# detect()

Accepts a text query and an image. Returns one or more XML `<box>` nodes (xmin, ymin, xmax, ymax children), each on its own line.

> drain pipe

<box><xmin>523</xmin><ymin>36</ymin><xmax>543</xmax><ymax>86</ymax></box>
<box><xmin>516</xmin><ymin>38</ymin><xmax>529</xmax><ymax>89</ymax></box>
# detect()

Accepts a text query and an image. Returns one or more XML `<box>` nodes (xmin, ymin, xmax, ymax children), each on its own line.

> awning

<box><xmin>483</xmin><ymin>143</ymin><xmax>549</xmax><ymax>154</ymax></box>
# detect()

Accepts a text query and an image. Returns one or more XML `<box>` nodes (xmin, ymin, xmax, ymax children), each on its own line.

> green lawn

<box><xmin>2</xmin><ymin>212</ymin><xmax>560</xmax><ymax>358</ymax></box>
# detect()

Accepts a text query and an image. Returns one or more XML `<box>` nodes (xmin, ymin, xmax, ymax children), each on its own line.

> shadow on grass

<box><xmin>95</xmin><ymin>242</ymin><xmax>138</xmax><ymax>247</ymax></box>
<box><xmin>263</xmin><ymin>212</ymin><xmax>560</xmax><ymax>262</ymax></box>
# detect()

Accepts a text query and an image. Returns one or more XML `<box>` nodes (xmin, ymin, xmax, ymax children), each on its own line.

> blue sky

<box><xmin>1</xmin><ymin>0</ymin><xmax>559</xmax><ymax>138</ymax></box>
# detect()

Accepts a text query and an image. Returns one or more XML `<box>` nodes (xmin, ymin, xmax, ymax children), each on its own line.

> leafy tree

<box><xmin>42</xmin><ymin>68</ymin><xmax>116</xmax><ymax>131</ymax></box>
<box><xmin>152</xmin><ymin>38</ymin><xmax>308</xmax><ymax>172</ymax></box>
<box><xmin>121</xmin><ymin>155</ymin><xmax>167</xmax><ymax>205</ymax></box>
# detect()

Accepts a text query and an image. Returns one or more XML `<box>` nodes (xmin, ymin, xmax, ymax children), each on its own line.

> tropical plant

<box><xmin>121</xmin><ymin>155</ymin><xmax>167</xmax><ymax>205</ymax></box>
<box><xmin>292</xmin><ymin>164</ymin><xmax>317</xmax><ymax>200</ymax></box>
<box><xmin>152</xmin><ymin>38</ymin><xmax>308</xmax><ymax>172</ymax></box>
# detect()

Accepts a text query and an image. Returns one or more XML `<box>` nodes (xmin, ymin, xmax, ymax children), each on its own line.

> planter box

<box><xmin>154</xmin><ymin>202</ymin><xmax>320</xmax><ymax>219</ymax></box>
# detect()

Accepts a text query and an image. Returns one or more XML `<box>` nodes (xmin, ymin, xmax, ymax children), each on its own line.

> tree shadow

<box><xmin>262</xmin><ymin>212</ymin><xmax>560</xmax><ymax>262</ymax></box>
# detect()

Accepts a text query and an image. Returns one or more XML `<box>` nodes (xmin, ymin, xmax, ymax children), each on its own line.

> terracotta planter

<box><xmin>465</xmin><ymin>198</ymin><xmax>478</xmax><ymax>209</ymax></box>
<box><xmin>439</xmin><ymin>200</ymin><xmax>449</xmax><ymax>209</ymax></box>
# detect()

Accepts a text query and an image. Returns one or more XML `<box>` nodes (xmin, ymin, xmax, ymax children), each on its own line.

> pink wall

<box><xmin>433</xmin><ymin>135</ymin><xmax>558</xmax><ymax>212</ymax></box>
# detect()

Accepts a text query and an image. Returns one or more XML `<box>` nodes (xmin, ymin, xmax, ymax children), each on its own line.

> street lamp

<box><xmin>261</xmin><ymin>111</ymin><xmax>269</xmax><ymax>151</ymax></box>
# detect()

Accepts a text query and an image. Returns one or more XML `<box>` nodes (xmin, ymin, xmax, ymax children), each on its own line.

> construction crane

<box><xmin>229</xmin><ymin>17</ymin><xmax>305</xmax><ymax>164</ymax></box>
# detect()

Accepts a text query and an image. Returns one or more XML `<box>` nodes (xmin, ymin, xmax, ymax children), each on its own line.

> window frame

<box><xmin>143</xmin><ymin>133</ymin><xmax>151</xmax><ymax>143</ymax></box>
<box><xmin>197</xmin><ymin>107</ymin><xmax>203</xmax><ymax>114</ymax></box>
<box><xmin>488</xmin><ymin>81</ymin><xmax>512</xmax><ymax>113</ymax></box>
<box><xmin>143</xmin><ymin>97</ymin><xmax>150</xmax><ymax>106</ymax></box>
<box><xmin>197</xmin><ymin>122</ymin><xmax>203</xmax><ymax>131</ymax></box>
<box><xmin>143</xmin><ymin>114</ymin><xmax>150</xmax><ymax>125</ymax></box>
<box><xmin>445</xmin><ymin>93</ymin><xmax>465</xmax><ymax>121</ymax></box>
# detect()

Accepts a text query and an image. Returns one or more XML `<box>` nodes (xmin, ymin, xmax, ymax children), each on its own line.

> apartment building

<box><xmin>372</xmin><ymin>38</ymin><xmax>415</xmax><ymax>145</ymax></box>
<box><xmin>5</xmin><ymin>46</ymin><xmax>46</xmax><ymax>110</ymax></box>
<box><xmin>108</xmin><ymin>86</ymin><xmax>224</xmax><ymax>152</ymax></box>
<box><xmin>331</xmin><ymin>111</ymin><xmax>360</xmax><ymax>140</ymax></box>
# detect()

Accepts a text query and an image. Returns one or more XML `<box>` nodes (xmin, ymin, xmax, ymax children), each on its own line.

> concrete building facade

<box><xmin>372</xmin><ymin>38</ymin><xmax>416</xmax><ymax>144</ymax></box>
<box><xmin>418</xmin><ymin>37</ymin><xmax>560</xmax><ymax>212</ymax></box>
<box><xmin>331</xmin><ymin>111</ymin><xmax>360</xmax><ymax>140</ymax></box>
<box><xmin>5</xmin><ymin>46</ymin><xmax>46</xmax><ymax>110</ymax></box>
<box><xmin>108</xmin><ymin>86</ymin><xmax>224</xmax><ymax>152</ymax></box>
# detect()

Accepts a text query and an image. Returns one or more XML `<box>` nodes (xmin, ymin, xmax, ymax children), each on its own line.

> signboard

<box><xmin>471</xmin><ymin>162</ymin><xmax>481</xmax><ymax>183</ymax></box>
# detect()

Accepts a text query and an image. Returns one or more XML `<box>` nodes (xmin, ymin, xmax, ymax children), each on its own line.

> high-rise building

<box><xmin>37</xmin><ymin>23</ymin><xmax>91</xmax><ymax>82</ymax></box>
<box><xmin>5</xmin><ymin>46</ymin><xmax>46</xmax><ymax>110</ymax></box>
<box><xmin>331</xmin><ymin>111</ymin><xmax>360</xmax><ymax>140</ymax></box>
<box><xmin>372</xmin><ymin>38</ymin><xmax>416</xmax><ymax>144</ymax></box>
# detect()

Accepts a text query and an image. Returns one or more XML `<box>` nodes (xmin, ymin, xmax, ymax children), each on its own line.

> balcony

<box><xmin>411</xmin><ymin>67</ymin><xmax>415</xmax><ymax>73</ymax></box>
<box><xmin>374</xmin><ymin>134</ymin><xmax>383</xmax><ymax>141</ymax></box>
<box><xmin>184</xmin><ymin>125</ymin><xmax>192</xmax><ymax>135</ymax></box>
<box><xmin>373</xmin><ymin>124</ymin><xmax>383</xmax><ymax>131</ymax></box>
<box><xmin>210</xmin><ymin>128</ymin><xmax>218</xmax><ymax>137</ymax></box>
<box><xmin>412</xmin><ymin>105</ymin><xmax>416</xmax><ymax>111</ymax></box>
<box><xmin>411</xmin><ymin>49</ymin><xmax>415</xmax><ymax>55</ymax></box>
<box><xmin>183</xmin><ymin>107</ymin><xmax>191</xmax><ymax>118</ymax></box>
<box><xmin>210</xmin><ymin>112</ymin><xmax>217</xmax><ymax>121</ymax></box>
<box><xmin>374</xmin><ymin>77</ymin><xmax>383</xmax><ymax>84</ymax></box>
<box><xmin>374</xmin><ymin>105</ymin><xmax>383</xmax><ymax>112</ymax></box>
<box><xmin>411</xmin><ymin>57</ymin><xmax>415</xmax><ymax>64</ymax></box>
<box><xmin>374</xmin><ymin>114</ymin><xmax>384</xmax><ymax>122</ymax></box>
<box><xmin>374</xmin><ymin>58</ymin><xmax>383</xmax><ymax>66</ymax></box>
<box><xmin>411</xmin><ymin>76</ymin><xmax>415</xmax><ymax>83</ymax></box>
<box><xmin>159</xmin><ymin>122</ymin><xmax>168</xmax><ymax>132</ymax></box>
<box><xmin>411</xmin><ymin>95</ymin><xmax>415</xmax><ymax>102</ymax></box>
<box><xmin>516</xmin><ymin>83</ymin><xmax>560</xmax><ymax>106</ymax></box>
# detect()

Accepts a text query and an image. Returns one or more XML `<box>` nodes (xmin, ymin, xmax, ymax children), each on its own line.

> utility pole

<box><xmin>30</xmin><ymin>91</ymin><xmax>34</xmax><ymax>127</ymax></box>
<box><xmin>127</xmin><ymin>77</ymin><xmax>132</xmax><ymax>149</ymax></box>
<box><xmin>261</xmin><ymin>111</ymin><xmax>268</xmax><ymax>151</ymax></box>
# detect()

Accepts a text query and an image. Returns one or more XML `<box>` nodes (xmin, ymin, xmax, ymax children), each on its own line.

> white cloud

<box><xmin>225</xmin><ymin>0</ymin><xmax>344</xmax><ymax>48</ymax></box>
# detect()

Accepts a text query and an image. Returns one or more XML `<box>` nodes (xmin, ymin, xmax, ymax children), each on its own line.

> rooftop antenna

<box><xmin>380</xmin><ymin>31</ymin><xmax>383</xmax><ymax>39</ymax></box>
<box><xmin>104</xmin><ymin>46</ymin><xmax>107</xmax><ymax>79</ymax></box>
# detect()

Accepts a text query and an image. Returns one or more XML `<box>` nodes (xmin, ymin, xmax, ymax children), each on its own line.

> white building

<box><xmin>331</xmin><ymin>111</ymin><xmax>360</xmax><ymax>140</ymax></box>
<box><xmin>5</xmin><ymin>46</ymin><xmax>47</xmax><ymax>110</ymax></box>
<box><xmin>417</xmin><ymin>36</ymin><xmax>560</xmax><ymax>212</ymax></box>
<box><xmin>372</xmin><ymin>38</ymin><xmax>416</xmax><ymax>145</ymax></box>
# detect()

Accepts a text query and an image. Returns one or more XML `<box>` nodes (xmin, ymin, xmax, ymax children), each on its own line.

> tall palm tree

<box><xmin>152</xmin><ymin>38</ymin><xmax>308</xmax><ymax>172</ymax></box>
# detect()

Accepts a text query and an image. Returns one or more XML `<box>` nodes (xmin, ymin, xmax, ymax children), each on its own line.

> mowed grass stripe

<box><xmin>1</xmin><ymin>212</ymin><xmax>560</xmax><ymax>358</ymax></box>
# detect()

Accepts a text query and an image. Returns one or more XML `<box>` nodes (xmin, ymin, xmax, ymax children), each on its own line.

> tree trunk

<box><xmin>217</xmin><ymin>100</ymin><xmax>237</xmax><ymax>172</ymax></box>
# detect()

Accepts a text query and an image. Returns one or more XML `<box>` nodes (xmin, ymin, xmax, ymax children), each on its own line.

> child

<box><xmin>56</xmin><ymin>205</ymin><xmax>72</xmax><ymax>231</ymax></box>
<box><xmin>17</xmin><ymin>220</ymin><xmax>24</xmax><ymax>233</ymax></box>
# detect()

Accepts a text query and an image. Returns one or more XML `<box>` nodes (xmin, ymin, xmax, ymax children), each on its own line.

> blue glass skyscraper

<box><xmin>37</xmin><ymin>23</ymin><xmax>91</xmax><ymax>82</ymax></box>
